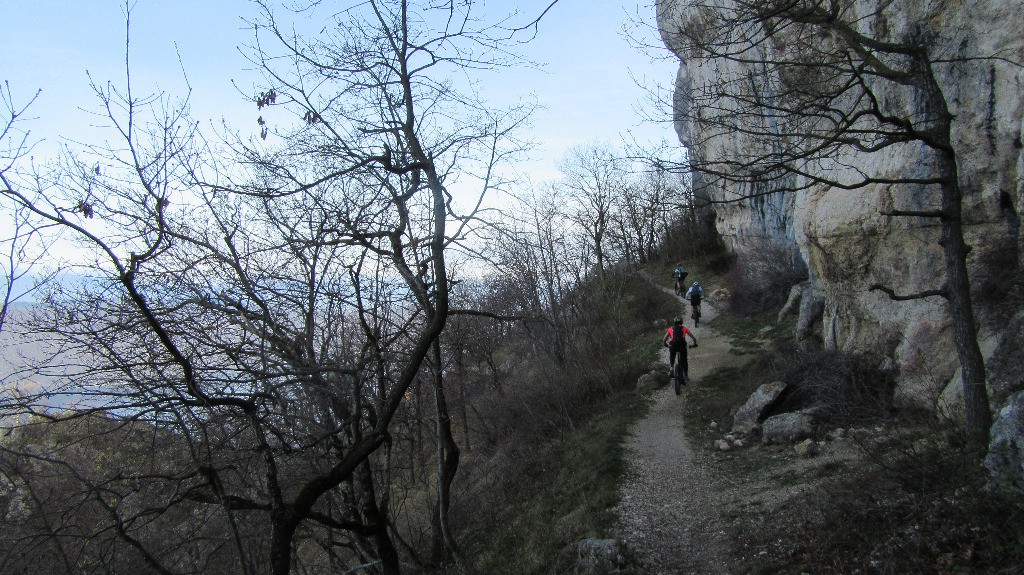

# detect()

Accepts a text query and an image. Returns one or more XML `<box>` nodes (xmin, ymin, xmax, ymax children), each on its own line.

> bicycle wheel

<box><xmin>673</xmin><ymin>364</ymin><xmax>682</xmax><ymax>395</ymax></box>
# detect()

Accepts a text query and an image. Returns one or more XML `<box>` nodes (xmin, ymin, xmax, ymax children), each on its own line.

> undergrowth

<box><xmin>463</xmin><ymin>388</ymin><xmax>652</xmax><ymax>575</ymax></box>
<box><xmin>736</xmin><ymin>435</ymin><xmax>1024</xmax><ymax>575</ymax></box>
<box><xmin>685</xmin><ymin>307</ymin><xmax>1024</xmax><ymax>575</ymax></box>
<box><xmin>458</xmin><ymin>269</ymin><xmax>673</xmax><ymax>574</ymax></box>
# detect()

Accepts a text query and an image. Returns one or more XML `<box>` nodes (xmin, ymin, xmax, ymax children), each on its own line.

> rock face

<box><xmin>985</xmin><ymin>391</ymin><xmax>1024</xmax><ymax>493</ymax></box>
<box><xmin>656</xmin><ymin>0</ymin><xmax>1024</xmax><ymax>411</ymax></box>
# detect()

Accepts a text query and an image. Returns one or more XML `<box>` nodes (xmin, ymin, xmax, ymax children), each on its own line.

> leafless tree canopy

<box><xmin>0</xmin><ymin>1</ymin><xmax>543</xmax><ymax>573</ymax></box>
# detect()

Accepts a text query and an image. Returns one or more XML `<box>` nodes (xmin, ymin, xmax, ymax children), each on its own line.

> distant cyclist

<box><xmin>663</xmin><ymin>315</ymin><xmax>698</xmax><ymax>379</ymax></box>
<box><xmin>685</xmin><ymin>282</ymin><xmax>704</xmax><ymax>323</ymax></box>
<box><xmin>672</xmin><ymin>263</ymin><xmax>688</xmax><ymax>295</ymax></box>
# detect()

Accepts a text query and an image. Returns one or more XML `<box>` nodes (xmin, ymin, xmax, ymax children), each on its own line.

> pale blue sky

<box><xmin>1</xmin><ymin>0</ymin><xmax>679</xmax><ymax>181</ymax></box>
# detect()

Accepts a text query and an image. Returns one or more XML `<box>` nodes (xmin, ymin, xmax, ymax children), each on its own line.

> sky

<box><xmin>1</xmin><ymin>0</ymin><xmax>682</xmax><ymax>184</ymax></box>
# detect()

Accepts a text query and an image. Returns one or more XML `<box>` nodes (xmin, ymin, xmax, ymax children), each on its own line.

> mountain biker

<box><xmin>672</xmin><ymin>263</ymin><xmax>688</xmax><ymax>295</ymax></box>
<box><xmin>685</xmin><ymin>281</ymin><xmax>704</xmax><ymax>320</ymax></box>
<box><xmin>663</xmin><ymin>315</ymin><xmax>698</xmax><ymax>379</ymax></box>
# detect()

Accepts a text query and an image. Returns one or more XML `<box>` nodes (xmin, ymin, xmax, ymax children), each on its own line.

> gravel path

<box><xmin>614</xmin><ymin>296</ymin><xmax>736</xmax><ymax>574</ymax></box>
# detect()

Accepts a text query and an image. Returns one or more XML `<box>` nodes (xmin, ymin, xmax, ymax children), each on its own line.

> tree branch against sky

<box><xmin>0</xmin><ymin>0</ymin><xmax>676</xmax><ymax>196</ymax></box>
<box><xmin>0</xmin><ymin>1</ymin><xmax>564</xmax><ymax>573</ymax></box>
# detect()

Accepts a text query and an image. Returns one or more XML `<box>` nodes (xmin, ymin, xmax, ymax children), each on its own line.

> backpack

<box><xmin>669</xmin><ymin>325</ymin><xmax>687</xmax><ymax>349</ymax></box>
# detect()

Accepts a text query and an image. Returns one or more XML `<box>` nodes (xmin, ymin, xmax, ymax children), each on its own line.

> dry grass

<box><xmin>686</xmin><ymin>312</ymin><xmax>1024</xmax><ymax>575</ymax></box>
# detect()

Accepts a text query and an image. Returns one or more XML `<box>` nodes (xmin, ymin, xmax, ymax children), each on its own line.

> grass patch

<box><xmin>683</xmin><ymin>306</ymin><xmax>1024</xmax><ymax>574</ymax></box>
<box><xmin>712</xmin><ymin>310</ymin><xmax>787</xmax><ymax>356</ymax></box>
<box><xmin>682</xmin><ymin>365</ymin><xmax>753</xmax><ymax>441</ymax></box>
<box><xmin>464</xmin><ymin>388</ymin><xmax>652</xmax><ymax>575</ymax></box>
<box><xmin>734</xmin><ymin>438</ymin><xmax>1024</xmax><ymax>574</ymax></box>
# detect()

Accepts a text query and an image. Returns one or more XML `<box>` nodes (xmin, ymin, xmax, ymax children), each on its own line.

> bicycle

<box><xmin>671</xmin><ymin>343</ymin><xmax>698</xmax><ymax>395</ymax></box>
<box><xmin>672</xmin><ymin>361</ymin><xmax>687</xmax><ymax>395</ymax></box>
<box><xmin>672</xmin><ymin>268</ymin><xmax>688</xmax><ymax>296</ymax></box>
<box><xmin>674</xmin><ymin>277</ymin><xmax>686</xmax><ymax>296</ymax></box>
<box><xmin>691</xmin><ymin>302</ymin><xmax>701</xmax><ymax>327</ymax></box>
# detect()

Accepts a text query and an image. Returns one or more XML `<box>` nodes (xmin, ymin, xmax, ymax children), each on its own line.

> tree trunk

<box><xmin>940</xmin><ymin>166</ymin><xmax>992</xmax><ymax>451</ymax></box>
<box><xmin>270</xmin><ymin>514</ymin><xmax>296</xmax><ymax>575</ymax></box>
<box><xmin>431</xmin><ymin>340</ymin><xmax>464</xmax><ymax>571</ymax></box>
<box><xmin>924</xmin><ymin>61</ymin><xmax>992</xmax><ymax>452</ymax></box>
<box><xmin>355</xmin><ymin>461</ymin><xmax>401</xmax><ymax>575</ymax></box>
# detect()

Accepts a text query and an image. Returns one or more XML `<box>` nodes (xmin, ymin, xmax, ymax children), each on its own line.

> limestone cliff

<box><xmin>657</xmin><ymin>0</ymin><xmax>1024</xmax><ymax>410</ymax></box>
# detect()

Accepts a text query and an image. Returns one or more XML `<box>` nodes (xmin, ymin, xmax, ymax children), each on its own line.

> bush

<box><xmin>452</xmin><ymin>268</ymin><xmax>667</xmax><ymax>574</ymax></box>
<box><xmin>756</xmin><ymin>343</ymin><xmax>897</xmax><ymax>428</ymax></box>
<box><xmin>726</xmin><ymin>238</ymin><xmax>807</xmax><ymax>316</ymax></box>
<box><xmin>656</xmin><ymin>211</ymin><xmax>728</xmax><ymax>267</ymax></box>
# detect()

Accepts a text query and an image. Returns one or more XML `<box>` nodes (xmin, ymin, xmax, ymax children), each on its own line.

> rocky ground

<box><xmin>612</xmin><ymin>289</ymin><xmax>881</xmax><ymax>575</ymax></box>
<box><xmin>613</xmin><ymin>298</ymin><xmax>745</xmax><ymax>574</ymax></box>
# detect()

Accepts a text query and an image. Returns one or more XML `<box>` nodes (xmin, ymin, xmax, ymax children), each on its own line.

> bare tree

<box><xmin>0</xmin><ymin>84</ymin><xmax>55</xmax><ymax>334</ymax></box>
<box><xmin>610</xmin><ymin>166</ymin><xmax>689</xmax><ymax>265</ymax></box>
<box><xmin>490</xmin><ymin>184</ymin><xmax>581</xmax><ymax>365</ymax></box>
<box><xmin>657</xmin><ymin>0</ymin><xmax>1024</xmax><ymax>451</ymax></box>
<box><xmin>558</xmin><ymin>144</ymin><xmax>625</xmax><ymax>279</ymax></box>
<box><xmin>0</xmin><ymin>1</ymin><xmax>538</xmax><ymax>573</ymax></box>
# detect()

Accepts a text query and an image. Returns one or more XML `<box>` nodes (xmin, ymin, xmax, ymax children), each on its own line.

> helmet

<box><xmin>693</xmin><ymin>281</ymin><xmax>700</xmax><ymax>286</ymax></box>
<box><xmin>673</xmin><ymin>315</ymin><xmax>683</xmax><ymax>324</ymax></box>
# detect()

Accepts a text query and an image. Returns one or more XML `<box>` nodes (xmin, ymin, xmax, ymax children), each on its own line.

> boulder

<box><xmin>635</xmin><ymin>371</ymin><xmax>662</xmax><ymax>393</ymax></box>
<box><xmin>574</xmin><ymin>539</ymin><xmax>630</xmax><ymax>575</ymax></box>
<box><xmin>709</xmin><ymin>287</ymin><xmax>731</xmax><ymax>303</ymax></box>
<box><xmin>715</xmin><ymin>439</ymin><xmax>732</xmax><ymax>451</ymax></box>
<box><xmin>794</xmin><ymin>438</ymin><xmax>818</xmax><ymax>457</ymax></box>
<box><xmin>555</xmin><ymin>506</ymin><xmax>589</xmax><ymax>545</ymax></box>
<box><xmin>777</xmin><ymin>281</ymin><xmax>806</xmax><ymax>322</ymax></box>
<box><xmin>762</xmin><ymin>410</ymin><xmax>815</xmax><ymax>444</ymax></box>
<box><xmin>985</xmin><ymin>390</ymin><xmax>1024</xmax><ymax>494</ymax></box>
<box><xmin>826</xmin><ymin>427</ymin><xmax>847</xmax><ymax>441</ymax></box>
<box><xmin>732</xmin><ymin>381</ymin><xmax>787</xmax><ymax>435</ymax></box>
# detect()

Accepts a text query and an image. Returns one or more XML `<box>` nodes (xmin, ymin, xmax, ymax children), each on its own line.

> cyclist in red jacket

<box><xmin>663</xmin><ymin>315</ymin><xmax>698</xmax><ymax>379</ymax></box>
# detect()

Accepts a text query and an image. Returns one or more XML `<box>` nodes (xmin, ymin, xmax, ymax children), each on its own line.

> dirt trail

<box><xmin>613</xmin><ymin>289</ymin><xmax>744</xmax><ymax>574</ymax></box>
